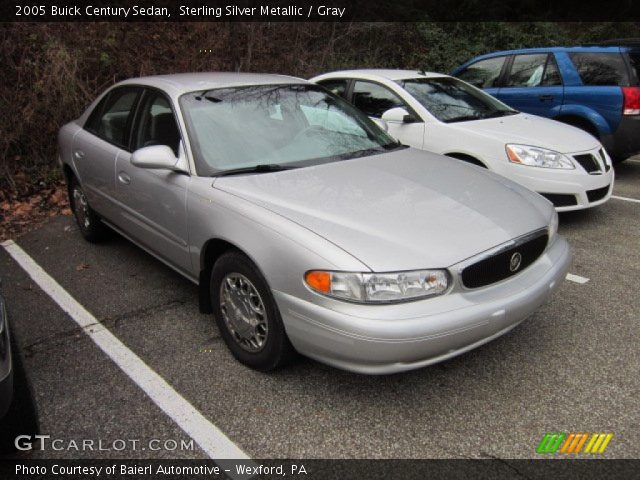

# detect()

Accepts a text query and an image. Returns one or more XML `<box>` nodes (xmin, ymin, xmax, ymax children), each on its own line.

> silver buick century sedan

<box><xmin>58</xmin><ymin>73</ymin><xmax>571</xmax><ymax>374</ymax></box>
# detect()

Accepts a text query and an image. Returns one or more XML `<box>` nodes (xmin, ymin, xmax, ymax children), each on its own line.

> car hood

<box><xmin>213</xmin><ymin>148</ymin><xmax>551</xmax><ymax>271</ymax></box>
<box><xmin>451</xmin><ymin>113</ymin><xmax>601</xmax><ymax>153</ymax></box>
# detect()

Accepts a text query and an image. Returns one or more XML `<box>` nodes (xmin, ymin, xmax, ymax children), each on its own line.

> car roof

<box><xmin>315</xmin><ymin>69</ymin><xmax>450</xmax><ymax>81</ymax></box>
<box><xmin>115</xmin><ymin>72</ymin><xmax>308</xmax><ymax>97</ymax></box>
<box><xmin>463</xmin><ymin>46</ymin><xmax>624</xmax><ymax>61</ymax></box>
<box><xmin>452</xmin><ymin>46</ymin><xmax>628</xmax><ymax>74</ymax></box>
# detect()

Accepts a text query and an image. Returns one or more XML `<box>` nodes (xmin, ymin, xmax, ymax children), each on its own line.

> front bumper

<box><xmin>495</xmin><ymin>155</ymin><xmax>614</xmax><ymax>212</ymax></box>
<box><xmin>275</xmin><ymin>236</ymin><xmax>571</xmax><ymax>374</ymax></box>
<box><xmin>0</xmin><ymin>297</ymin><xmax>13</xmax><ymax>419</ymax></box>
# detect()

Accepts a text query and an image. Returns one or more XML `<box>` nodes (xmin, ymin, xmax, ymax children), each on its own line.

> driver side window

<box><xmin>457</xmin><ymin>56</ymin><xmax>506</xmax><ymax>88</ymax></box>
<box><xmin>133</xmin><ymin>91</ymin><xmax>181</xmax><ymax>156</ymax></box>
<box><xmin>352</xmin><ymin>81</ymin><xmax>406</xmax><ymax>118</ymax></box>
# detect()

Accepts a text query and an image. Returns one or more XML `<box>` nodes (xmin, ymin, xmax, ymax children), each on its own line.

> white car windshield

<box><xmin>399</xmin><ymin>77</ymin><xmax>518</xmax><ymax>123</ymax></box>
<box><xmin>180</xmin><ymin>84</ymin><xmax>401</xmax><ymax>176</ymax></box>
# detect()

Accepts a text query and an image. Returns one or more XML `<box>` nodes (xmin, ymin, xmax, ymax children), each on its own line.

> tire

<box><xmin>0</xmin><ymin>328</ymin><xmax>39</xmax><ymax>454</ymax></box>
<box><xmin>210</xmin><ymin>252</ymin><xmax>295</xmax><ymax>371</ymax></box>
<box><xmin>68</xmin><ymin>177</ymin><xmax>109</xmax><ymax>242</ymax></box>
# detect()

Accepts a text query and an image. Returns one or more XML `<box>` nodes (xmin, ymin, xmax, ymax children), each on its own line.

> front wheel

<box><xmin>210</xmin><ymin>252</ymin><xmax>295</xmax><ymax>371</ymax></box>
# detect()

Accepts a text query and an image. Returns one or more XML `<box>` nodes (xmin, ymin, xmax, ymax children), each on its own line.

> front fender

<box><xmin>186</xmin><ymin>178</ymin><xmax>371</xmax><ymax>300</ymax></box>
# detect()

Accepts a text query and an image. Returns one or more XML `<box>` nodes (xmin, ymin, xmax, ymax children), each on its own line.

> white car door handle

<box><xmin>74</xmin><ymin>150</ymin><xmax>85</xmax><ymax>159</ymax></box>
<box><xmin>118</xmin><ymin>172</ymin><xmax>131</xmax><ymax>185</ymax></box>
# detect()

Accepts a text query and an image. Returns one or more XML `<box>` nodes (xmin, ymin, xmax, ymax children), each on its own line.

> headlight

<box><xmin>304</xmin><ymin>269</ymin><xmax>449</xmax><ymax>303</ymax></box>
<box><xmin>548</xmin><ymin>211</ymin><xmax>559</xmax><ymax>244</ymax></box>
<box><xmin>506</xmin><ymin>144</ymin><xmax>574</xmax><ymax>169</ymax></box>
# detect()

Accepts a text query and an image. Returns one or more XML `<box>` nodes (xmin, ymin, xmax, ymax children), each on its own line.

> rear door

<box><xmin>455</xmin><ymin>55</ymin><xmax>508</xmax><ymax>98</ymax></box>
<box><xmin>496</xmin><ymin>53</ymin><xmax>563</xmax><ymax>117</ymax></box>
<box><xmin>72</xmin><ymin>86</ymin><xmax>141</xmax><ymax>220</ymax></box>
<box><xmin>349</xmin><ymin>80</ymin><xmax>425</xmax><ymax>148</ymax></box>
<box><xmin>113</xmin><ymin>88</ymin><xmax>191</xmax><ymax>274</ymax></box>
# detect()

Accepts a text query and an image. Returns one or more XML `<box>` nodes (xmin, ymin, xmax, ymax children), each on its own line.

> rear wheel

<box><xmin>210</xmin><ymin>252</ymin><xmax>295</xmax><ymax>371</ymax></box>
<box><xmin>68</xmin><ymin>177</ymin><xmax>109</xmax><ymax>242</ymax></box>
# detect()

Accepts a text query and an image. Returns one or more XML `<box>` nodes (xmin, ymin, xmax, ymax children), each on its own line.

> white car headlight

<box><xmin>506</xmin><ymin>144</ymin><xmax>575</xmax><ymax>169</ymax></box>
<box><xmin>304</xmin><ymin>269</ymin><xmax>449</xmax><ymax>303</ymax></box>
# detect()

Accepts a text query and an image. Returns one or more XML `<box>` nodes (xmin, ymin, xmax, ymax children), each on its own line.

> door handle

<box><xmin>539</xmin><ymin>95</ymin><xmax>554</xmax><ymax>102</ymax></box>
<box><xmin>117</xmin><ymin>172</ymin><xmax>131</xmax><ymax>185</ymax></box>
<box><xmin>74</xmin><ymin>150</ymin><xmax>85</xmax><ymax>159</ymax></box>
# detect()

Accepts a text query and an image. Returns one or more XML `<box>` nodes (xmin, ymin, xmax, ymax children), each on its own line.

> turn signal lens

<box><xmin>304</xmin><ymin>271</ymin><xmax>331</xmax><ymax>293</ymax></box>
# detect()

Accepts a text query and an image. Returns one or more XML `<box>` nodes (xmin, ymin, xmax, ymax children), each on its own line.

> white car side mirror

<box><xmin>131</xmin><ymin>145</ymin><xmax>183</xmax><ymax>172</ymax></box>
<box><xmin>381</xmin><ymin>107</ymin><xmax>419</xmax><ymax>124</ymax></box>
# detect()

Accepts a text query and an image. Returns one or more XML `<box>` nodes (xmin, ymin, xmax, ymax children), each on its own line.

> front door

<box><xmin>114</xmin><ymin>89</ymin><xmax>191</xmax><ymax>274</ymax></box>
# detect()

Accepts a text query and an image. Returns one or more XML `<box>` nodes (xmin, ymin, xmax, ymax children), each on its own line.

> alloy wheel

<box><xmin>219</xmin><ymin>273</ymin><xmax>268</xmax><ymax>352</ymax></box>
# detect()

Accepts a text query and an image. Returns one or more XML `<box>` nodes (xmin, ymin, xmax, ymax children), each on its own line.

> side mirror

<box><xmin>381</xmin><ymin>107</ymin><xmax>418</xmax><ymax>124</ymax></box>
<box><xmin>372</xmin><ymin>117</ymin><xmax>389</xmax><ymax>132</ymax></box>
<box><xmin>131</xmin><ymin>145</ymin><xmax>181</xmax><ymax>171</ymax></box>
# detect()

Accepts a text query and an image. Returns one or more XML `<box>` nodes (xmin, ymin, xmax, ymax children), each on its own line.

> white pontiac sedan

<box><xmin>311</xmin><ymin>70</ymin><xmax>614</xmax><ymax>211</ymax></box>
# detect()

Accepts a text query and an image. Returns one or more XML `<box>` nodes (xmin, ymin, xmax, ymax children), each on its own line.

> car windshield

<box><xmin>399</xmin><ymin>77</ymin><xmax>517</xmax><ymax>123</ymax></box>
<box><xmin>179</xmin><ymin>84</ymin><xmax>401</xmax><ymax>176</ymax></box>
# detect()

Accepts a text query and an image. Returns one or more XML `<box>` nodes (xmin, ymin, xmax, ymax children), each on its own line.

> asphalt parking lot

<box><xmin>1</xmin><ymin>159</ymin><xmax>639</xmax><ymax>461</ymax></box>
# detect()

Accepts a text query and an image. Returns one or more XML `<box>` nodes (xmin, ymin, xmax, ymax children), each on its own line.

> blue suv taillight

<box><xmin>622</xmin><ymin>87</ymin><xmax>640</xmax><ymax>115</ymax></box>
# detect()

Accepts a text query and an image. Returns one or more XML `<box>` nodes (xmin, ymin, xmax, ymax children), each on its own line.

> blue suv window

<box><xmin>506</xmin><ymin>54</ymin><xmax>561</xmax><ymax>87</ymax></box>
<box><xmin>457</xmin><ymin>56</ymin><xmax>506</xmax><ymax>88</ymax></box>
<box><xmin>628</xmin><ymin>51</ymin><xmax>640</xmax><ymax>84</ymax></box>
<box><xmin>569</xmin><ymin>52</ymin><xmax>629</xmax><ymax>86</ymax></box>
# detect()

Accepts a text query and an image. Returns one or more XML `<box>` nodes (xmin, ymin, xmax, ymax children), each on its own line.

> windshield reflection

<box><xmin>180</xmin><ymin>84</ymin><xmax>402</xmax><ymax>176</ymax></box>
<box><xmin>399</xmin><ymin>77</ymin><xmax>517</xmax><ymax>123</ymax></box>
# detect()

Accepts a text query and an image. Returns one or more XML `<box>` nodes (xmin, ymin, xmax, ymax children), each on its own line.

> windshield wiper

<box><xmin>382</xmin><ymin>141</ymin><xmax>405</xmax><ymax>150</ymax></box>
<box><xmin>443</xmin><ymin>115</ymin><xmax>482</xmax><ymax>123</ymax></box>
<box><xmin>212</xmin><ymin>164</ymin><xmax>297</xmax><ymax>177</ymax></box>
<box><xmin>484</xmin><ymin>110</ymin><xmax>519</xmax><ymax>119</ymax></box>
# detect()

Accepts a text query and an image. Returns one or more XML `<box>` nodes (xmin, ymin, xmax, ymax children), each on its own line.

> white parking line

<box><xmin>566</xmin><ymin>273</ymin><xmax>590</xmax><ymax>284</ymax></box>
<box><xmin>611</xmin><ymin>195</ymin><xmax>640</xmax><ymax>204</ymax></box>
<box><xmin>1</xmin><ymin>239</ymin><xmax>249</xmax><ymax>461</ymax></box>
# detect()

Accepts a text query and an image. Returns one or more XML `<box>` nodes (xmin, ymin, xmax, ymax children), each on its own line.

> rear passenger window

<box><xmin>318</xmin><ymin>79</ymin><xmax>348</xmax><ymax>98</ymax></box>
<box><xmin>569</xmin><ymin>52</ymin><xmax>629</xmax><ymax>86</ymax></box>
<box><xmin>92</xmin><ymin>88</ymin><xmax>139</xmax><ymax>147</ymax></box>
<box><xmin>506</xmin><ymin>54</ymin><xmax>562</xmax><ymax>87</ymax></box>
<box><xmin>457</xmin><ymin>56</ymin><xmax>506</xmax><ymax>88</ymax></box>
<box><xmin>542</xmin><ymin>56</ymin><xmax>562</xmax><ymax>86</ymax></box>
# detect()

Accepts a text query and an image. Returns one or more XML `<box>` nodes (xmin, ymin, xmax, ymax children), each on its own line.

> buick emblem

<box><xmin>509</xmin><ymin>252</ymin><xmax>522</xmax><ymax>272</ymax></box>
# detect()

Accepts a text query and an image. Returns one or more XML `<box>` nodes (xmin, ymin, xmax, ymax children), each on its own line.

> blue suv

<box><xmin>452</xmin><ymin>42</ymin><xmax>640</xmax><ymax>162</ymax></box>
